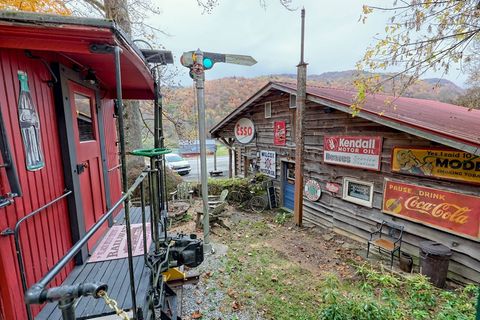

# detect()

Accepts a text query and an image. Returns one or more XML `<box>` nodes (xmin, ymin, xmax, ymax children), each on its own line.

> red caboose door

<box><xmin>68</xmin><ymin>82</ymin><xmax>107</xmax><ymax>250</ymax></box>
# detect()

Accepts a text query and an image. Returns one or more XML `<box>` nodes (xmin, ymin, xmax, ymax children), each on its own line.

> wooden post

<box><xmin>228</xmin><ymin>139</ymin><xmax>233</xmax><ymax>178</ymax></box>
<box><xmin>213</xmin><ymin>147</ymin><xmax>217</xmax><ymax>171</ymax></box>
<box><xmin>293</xmin><ymin>8</ymin><xmax>307</xmax><ymax>226</ymax></box>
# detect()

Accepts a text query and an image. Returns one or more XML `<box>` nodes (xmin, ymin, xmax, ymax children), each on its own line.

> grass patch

<box><xmin>221</xmin><ymin>219</ymin><xmax>478</xmax><ymax>320</ymax></box>
<box><xmin>216</xmin><ymin>144</ymin><xmax>229</xmax><ymax>157</ymax></box>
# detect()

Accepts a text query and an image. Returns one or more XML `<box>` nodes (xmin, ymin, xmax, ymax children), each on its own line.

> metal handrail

<box><xmin>24</xmin><ymin>171</ymin><xmax>148</xmax><ymax>318</ymax></box>
<box><xmin>11</xmin><ymin>190</ymin><xmax>73</xmax><ymax>320</ymax></box>
<box><xmin>107</xmin><ymin>163</ymin><xmax>122</xmax><ymax>172</ymax></box>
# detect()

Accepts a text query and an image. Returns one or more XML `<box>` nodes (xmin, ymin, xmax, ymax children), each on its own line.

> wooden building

<box><xmin>211</xmin><ymin>81</ymin><xmax>480</xmax><ymax>284</ymax></box>
<box><xmin>0</xmin><ymin>12</ymin><xmax>172</xmax><ymax>319</ymax></box>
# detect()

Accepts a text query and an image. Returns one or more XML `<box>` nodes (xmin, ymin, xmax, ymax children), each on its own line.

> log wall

<box><xmin>214</xmin><ymin>90</ymin><xmax>480</xmax><ymax>284</ymax></box>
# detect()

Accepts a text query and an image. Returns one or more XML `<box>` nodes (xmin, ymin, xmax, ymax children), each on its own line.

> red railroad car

<box><xmin>0</xmin><ymin>12</ymin><xmax>166</xmax><ymax>319</ymax></box>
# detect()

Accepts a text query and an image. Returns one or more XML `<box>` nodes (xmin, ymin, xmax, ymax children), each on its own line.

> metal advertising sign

<box><xmin>259</xmin><ymin>150</ymin><xmax>276</xmax><ymax>178</ymax></box>
<box><xmin>383</xmin><ymin>179</ymin><xmax>480</xmax><ymax>240</ymax></box>
<box><xmin>18</xmin><ymin>71</ymin><xmax>44</xmax><ymax>171</ymax></box>
<box><xmin>235</xmin><ymin>118</ymin><xmax>255</xmax><ymax>144</ymax></box>
<box><xmin>304</xmin><ymin>179</ymin><xmax>321</xmax><ymax>201</ymax></box>
<box><xmin>392</xmin><ymin>147</ymin><xmax>480</xmax><ymax>184</ymax></box>
<box><xmin>323</xmin><ymin>136</ymin><xmax>382</xmax><ymax>171</ymax></box>
<box><xmin>325</xmin><ymin>182</ymin><xmax>340</xmax><ymax>193</ymax></box>
<box><xmin>274</xmin><ymin>121</ymin><xmax>286</xmax><ymax>145</ymax></box>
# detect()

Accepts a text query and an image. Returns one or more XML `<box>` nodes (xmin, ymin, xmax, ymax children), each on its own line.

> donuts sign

<box><xmin>235</xmin><ymin>118</ymin><xmax>255</xmax><ymax>144</ymax></box>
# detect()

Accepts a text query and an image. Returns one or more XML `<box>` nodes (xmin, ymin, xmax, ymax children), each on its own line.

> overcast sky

<box><xmin>152</xmin><ymin>0</ymin><xmax>467</xmax><ymax>87</ymax></box>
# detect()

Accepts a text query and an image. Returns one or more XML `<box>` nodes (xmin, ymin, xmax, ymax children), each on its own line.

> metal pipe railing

<box><xmin>24</xmin><ymin>172</ymin><xmax>148</xmax><ymax>306</ymax></box>
<box><xmin>107</xmin><ymin>163</ymin><xmax>122</xmax><ymax>172</ymax></box>
<box><xmin>114</xmin><ymin>44</ymin><xmax>138</xmax><ymax>319</ymax></box>
<box><xmin>11</xmin><ymin>190</ymin><xmax>73</xmax><ymax>320</ymax></box>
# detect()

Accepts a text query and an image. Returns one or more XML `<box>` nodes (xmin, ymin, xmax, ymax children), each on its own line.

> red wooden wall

<box><xmin>102</xmin><ymin>100</ymin><xmax>123</xmax><ymax>212</ymax></box>
<box><xmin>0</xmin><ymin>49</ymin><xmax>74</xmax><ymax>319</ymax></box>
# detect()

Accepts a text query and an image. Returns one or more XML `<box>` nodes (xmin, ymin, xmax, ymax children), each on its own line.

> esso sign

<box><xmin>235</xmin><ymin>118</ymin><xmax>255</xmax><ymax>144</ymax></box>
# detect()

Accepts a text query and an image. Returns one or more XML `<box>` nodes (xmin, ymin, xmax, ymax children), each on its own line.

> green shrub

<box><xmin>207</xmin><ymin>173</ymin><xmax>269</xmax><ymax>196</ymax></box>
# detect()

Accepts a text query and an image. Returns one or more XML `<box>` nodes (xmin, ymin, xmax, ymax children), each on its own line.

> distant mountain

<box><xmin>159</xmin><ymin>71</ymin><xmax>465</xmax><ymax>145</ymax></box>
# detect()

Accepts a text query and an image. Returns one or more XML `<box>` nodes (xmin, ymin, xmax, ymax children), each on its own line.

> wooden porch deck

<box><xmin>36</xmin><ymin>207</ymin><xmax>152</xmax><ymax>320</ymax></box>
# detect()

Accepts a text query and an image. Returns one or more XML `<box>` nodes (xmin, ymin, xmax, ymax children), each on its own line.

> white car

<box><xmin>165</xmin><ymin>153</ymin><xmax>191</xmax><ymax>175</ymax></box>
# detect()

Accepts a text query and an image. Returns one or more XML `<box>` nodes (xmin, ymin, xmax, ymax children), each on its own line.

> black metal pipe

<box><xmin>148</xmin><ymin>168</ymin><xmax>156</xmax><ymax>251</ymax></box>
<box><xmin>114</xmin><ymin>45</ymin><xmax>138</xmax><ymax>319</ymax></box>
<box><xmin>58</xmin><ymin>299</ymin><xmax>75</xmax><ymax>320</ymax></box>
<box><xmin>140</xmin><ymin>181</ymin><xmax>148</xmax><ymax>261</ymax></box>
<box><xmin>150</xmin><ymin>157</ymin><xmax>160</xmax><ymax>253</ymax></box>
<box><xmin>14</xmin><ymin>190</ymin><xmax>72</xmax><ymax>320</ymax></box>
<box><xmin>154</xmin><ymin>74</ymin><xmax>168</xmax><ymax>239</ymax></box>
<box><xmin>25</xmin><ymin>172</ymin><xmax>147</xmax><ymax>296</ymax></box>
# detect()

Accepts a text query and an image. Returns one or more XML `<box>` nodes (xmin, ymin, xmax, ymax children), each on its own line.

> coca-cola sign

<box><xmin>274</xmin><ymin>121</ymin><xmax>286</xmax><ymax>145</ymax></box>
<box><xmin>383</xmin><ymin>179</ymin><xmax>480</xmax><ymax>240</ymax></box>
<box><xmin>324</xmin><ymin>135</ymin><xmax>382</xmax><ymax>171</ymax></box>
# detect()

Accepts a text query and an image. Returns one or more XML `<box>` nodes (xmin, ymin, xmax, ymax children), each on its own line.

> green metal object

<box><xmin>130</xmin><ymin>147</ymin><xmax>171</xmax><ymax>157</ymax></box>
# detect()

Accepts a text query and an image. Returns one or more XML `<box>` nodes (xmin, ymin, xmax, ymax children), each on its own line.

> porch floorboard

<box><xmin>36</xmin><ymin>207</ymin><xmax>152</xmax><ymax>320</ymax></box>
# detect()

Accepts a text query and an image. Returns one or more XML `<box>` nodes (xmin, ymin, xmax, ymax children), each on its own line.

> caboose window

<box><xmin>74</xmin><ymin>93</ymin><xmax>95</xmax><ymax>141</ymax></box>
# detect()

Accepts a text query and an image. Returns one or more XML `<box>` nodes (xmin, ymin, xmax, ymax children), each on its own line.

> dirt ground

<box><xmin>169</xmin><ymin>201</ymin><xmax>373</xmax><ymax>319</ymax></box>
<box><xmin>172</xmin><ymin>202</ymin><xmax>367</xmax><ymax>274</ymax></box>
<box><xmin>167</xmin><ymin>200</ymin><xmax>477</xmax><ymax>320</ymax></box>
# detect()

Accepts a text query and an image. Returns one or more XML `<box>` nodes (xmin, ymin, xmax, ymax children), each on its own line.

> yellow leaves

<box><xmin>362</xmin><ymin>5</ymin><xmax>373</xmax><ymax>15</ymax></box>
<box><xmin>359</xmin><ymin>5</ymin><xmax>373</xmax><ymax>24</ymax></box>
<box><xmin>0</xmin><ymin>0</ymin><xmax>71</xmax><ymax>15</ymax></box>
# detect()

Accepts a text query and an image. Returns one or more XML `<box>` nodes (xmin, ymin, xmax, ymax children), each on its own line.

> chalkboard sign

<box><xmin>267</xmin><ymin>185</ymin><xmax>277</xmax><ymax>209</ymax></box>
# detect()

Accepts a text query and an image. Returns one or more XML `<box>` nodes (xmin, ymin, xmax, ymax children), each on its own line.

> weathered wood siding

<box><xmin>214</xmin><ymin>90</ymin><xmax>480</xmax><ymax>284</ymax></box>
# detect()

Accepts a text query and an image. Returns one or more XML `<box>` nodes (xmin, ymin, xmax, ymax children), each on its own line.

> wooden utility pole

<box><xmin>293</xmin><ymin>8</ymin><xmax>307</xmax><ymax>226</ymax></box>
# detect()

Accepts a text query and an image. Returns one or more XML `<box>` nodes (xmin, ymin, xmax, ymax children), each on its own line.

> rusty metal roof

<box><xmin>210</xmin><ymin>81</ymin><xmax>480</xmax><ymax>155</ymax></box>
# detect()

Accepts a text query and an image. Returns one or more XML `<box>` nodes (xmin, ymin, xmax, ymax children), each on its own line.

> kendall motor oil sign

<box><xmin>323</xmin><ymin>136</ymin><xmax>382</xmax><ymax>171</ymax></box>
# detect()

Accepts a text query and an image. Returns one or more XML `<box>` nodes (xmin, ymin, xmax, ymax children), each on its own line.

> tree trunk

<box><xmin>103</xmin><ymin>0</ymin><xmax>145</xmax><ymax>170</ymax></box>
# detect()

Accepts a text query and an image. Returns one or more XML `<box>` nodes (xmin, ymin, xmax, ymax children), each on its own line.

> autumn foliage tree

<box><xmin>0</xmin><ymin>0</ymin><xmax>70</xmax><ymax>14</ymax></box>
<box><xmin>355</xmin><ymin>0</ymin><xmax>480</xmax><ymax>110</ymax></box>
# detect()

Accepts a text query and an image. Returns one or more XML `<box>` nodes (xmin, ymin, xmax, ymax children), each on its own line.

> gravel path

<box><xmin>181</xmin><ymin>242</ymin><xmax>264</xmax><ymax>320</ymax></box>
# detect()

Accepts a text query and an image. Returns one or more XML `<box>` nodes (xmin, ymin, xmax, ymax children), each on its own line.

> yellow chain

<box><xmin>97</xmin><ymin>290</ymin><xmax>131</xmax><ymax>320</ymax></box>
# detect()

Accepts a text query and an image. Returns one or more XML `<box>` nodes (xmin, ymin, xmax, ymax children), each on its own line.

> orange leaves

<box><xmin>0</xmin><ymin>0</ymin><xmax>71</xmax><ymax>15</ymax></box>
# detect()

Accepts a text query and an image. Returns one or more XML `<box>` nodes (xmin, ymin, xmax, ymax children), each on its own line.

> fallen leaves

<box><xmin>191</xmin><ymin>310</ymin><xmax>202</xmax><ymax>319</ymax></box>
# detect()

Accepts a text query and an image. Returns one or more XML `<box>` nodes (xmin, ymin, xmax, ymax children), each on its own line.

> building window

<box><xmin>289</xmin><ymin>94</ymin><xmax>296</xmax><ymax>108</ymax></box>
<box><xmin>265</xmin><ymin>101</ymin><xmax>272</xmax><ymax>118</ymax></box>
<box><xmin>74</xmin><ymin>93</ymin><xmax>95</xmax><ymax>141</ymax></box>
<box><xmin>342</xmin><ymin>177</ymin><xmax>374</xmax><ymax>208</ymax></box>
<box><xmin>286</xmin><ymin>163</ymin><xmax>295</xmax><ymax>181</ymax></box>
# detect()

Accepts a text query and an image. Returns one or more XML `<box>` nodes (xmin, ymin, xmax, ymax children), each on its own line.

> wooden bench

<box><xmin>209</xmin><ymin>170</ymin><xmax>223</xmax><ymax>177</ymax></box>
<box><xmin>367</xmin><ymin>220</ymin><xmax>404</xmax><ymax>267</ymax></box>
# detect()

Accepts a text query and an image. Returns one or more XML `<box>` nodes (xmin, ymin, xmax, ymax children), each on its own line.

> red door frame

<box><xmin>68</xmin><ymin>81</ymin><xmax>107</xmax><ymax>249</ymax></box>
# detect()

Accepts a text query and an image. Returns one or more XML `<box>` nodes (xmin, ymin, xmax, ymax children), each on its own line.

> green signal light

<box><xmin>203</xmin><ymin>57</ymin><xmax>214</xmax><ymax>69</ymax></box>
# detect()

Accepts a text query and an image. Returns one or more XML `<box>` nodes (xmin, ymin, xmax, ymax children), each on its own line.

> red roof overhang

<box><xmin>0</xmin><ymin>17</ymin><xmax>154</xmax><ymax>99</ymax></box>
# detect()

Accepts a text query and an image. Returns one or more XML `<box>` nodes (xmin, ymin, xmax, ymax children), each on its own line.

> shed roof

<box><xmin>210</xmin><ymin>81</ymin><xmax>480</xmax><ymax>156</ymax></box>
<box><xmin>0</xmin><ymin>11</ymin><xmax>170</xmax><ymax>99</ymax></box>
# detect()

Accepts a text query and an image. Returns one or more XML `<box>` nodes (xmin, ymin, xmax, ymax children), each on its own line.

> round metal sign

<box><xmin>234</xmin><ymin>118</ymin><xmax>255</xmax><ymax>144</ymax></box>
<box><xmin>304</xmin><ymin>179</ymin><xmax>321</xmax><ymax>201</ymax></box>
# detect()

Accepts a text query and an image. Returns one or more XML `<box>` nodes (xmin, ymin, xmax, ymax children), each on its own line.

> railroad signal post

<box><xmin>181</xmin><ymin>49</ymin><xmax>256</xmax><ymax>253</ymax></box>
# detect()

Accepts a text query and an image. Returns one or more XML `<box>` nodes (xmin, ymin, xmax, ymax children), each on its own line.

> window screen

<box><xmin>265</xmin><ymin>102</ymin><xmax>272</xmax><ymax>118</ymax></box>
<box><xmin>289</xmin><ymin>94</ymin><xmax>296</xmax><ymax>108</ymax></box>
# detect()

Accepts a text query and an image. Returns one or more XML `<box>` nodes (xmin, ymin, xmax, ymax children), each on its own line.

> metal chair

<box><xmin>367</xmin><ymin>220</ymin><xmax>404</xmax><ymax>267</ymax></box>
